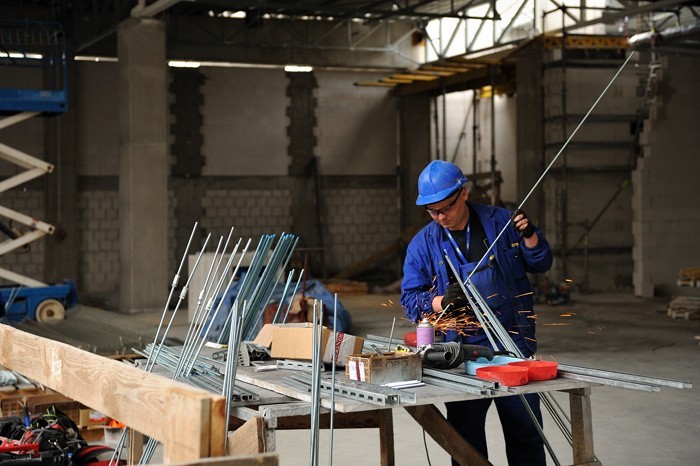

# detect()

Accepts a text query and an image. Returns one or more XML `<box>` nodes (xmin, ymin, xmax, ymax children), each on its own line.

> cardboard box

<box><xmin>78</xmin><ymin>408</ymin><xmax>107</xmax><ymax>428</ymax></box>
<box><xmin>345</xmin><ymin>352</ymin><xmax>422</xmax><ymax>385</ymax></box>
<box><xmin>266</xmin><ymin>323</ymin><xmax>364</xmax><ymax>366</ymax></box>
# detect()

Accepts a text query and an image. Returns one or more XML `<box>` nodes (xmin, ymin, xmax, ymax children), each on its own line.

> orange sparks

<box><xmin>514</xmin><ymin>291</ymin><xmax>534</xmax><ymax>298</ymax></box>
<box><xmin>565</xmin><ymin>278</ymin><xmax>573</xmax><ymax>283</ymax></box>
<box><xmin>486</xmin><ymin>293</ymin><xmax>498</xmax><ymax>299</ymax></box>
<box><xmin>543</xmin><ymin>323</ymin><xmax>574</xmax><ymax>326</ymax></box>
<box><xmin>559</xmin><ymin>312</ymin><xmax>575</xmax><ymax>317</ymax></box>
<box><xmin>524</xmin><ymin>337</ymin><xmax>537</xmax><ymax>342</ymax></box>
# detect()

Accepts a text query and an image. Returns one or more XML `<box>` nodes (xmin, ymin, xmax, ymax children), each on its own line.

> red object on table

<box><xmin>476</xmin><ymin>365</ymin><xmax>529</xmax><ymax>386</ymax></box>
<box><xmin>508</xmin><ymin>360</ymin><xmax>558</xmax><ymax>381</ymax></box>
<box><xmin>403</xmin><ymin>331</ymin><xmax>417</xmax><ymax>347</ymax></box>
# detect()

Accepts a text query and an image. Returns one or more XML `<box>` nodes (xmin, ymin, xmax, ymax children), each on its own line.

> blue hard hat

<box><xmin>416</xmin><ymin>160</ymin><xmax>468</xmax><ymax>206</ymax></box>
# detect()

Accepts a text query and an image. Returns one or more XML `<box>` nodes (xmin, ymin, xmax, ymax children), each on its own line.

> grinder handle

<box><xmin>461</xmin><ymin>344</ymin><xmax>494</xmax><ymax>361</ymax></box>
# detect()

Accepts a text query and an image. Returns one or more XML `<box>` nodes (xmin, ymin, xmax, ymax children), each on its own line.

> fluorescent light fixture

<box><xmin>75</xmin><ymin>55</ymin><xmax>118</xmax><ymax>62</ymax></box>
<box><xmin>0</xmin><ymin>52</ymin><xmax>43</xmax><ymax>59</ymax></box>
<box><xmin>284</xmin><ymin>65</ymin><xmax>313</xmax><ymax>73</ymax></box>
<box><xmin>169</xmin><ymin>60</ymin><xmax>201</xmax><ymax>68</ymax></box>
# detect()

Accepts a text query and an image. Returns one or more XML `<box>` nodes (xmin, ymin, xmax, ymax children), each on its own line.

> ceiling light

<box><xmin>284</xmin><ymin>65</ymin><xmax>313</xmax><ymax>72</ymax></box>
<box><xmin>169</xmin><ymin>60</ymin><xmax>201</xmax><ymax>68</ymax></box>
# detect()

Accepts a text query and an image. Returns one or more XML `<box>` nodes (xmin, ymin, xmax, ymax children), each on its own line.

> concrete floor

<box><xmin>270</xmin><ymin>290</ymin><xmax>700</xmax><ymax>466</ymax></box>
<box><xmin>23</xmin><ymin>289</ymin><xmax>698</xmax><ymax>465</ymax></box>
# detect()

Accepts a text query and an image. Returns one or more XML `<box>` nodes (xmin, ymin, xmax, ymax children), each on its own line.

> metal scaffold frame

<box><xmin>0</xmin><ymin>111</ymin><xmax>55</xmax><ymax>288</ymax></box>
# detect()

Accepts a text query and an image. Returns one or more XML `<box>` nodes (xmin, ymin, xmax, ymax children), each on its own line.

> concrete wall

<box><xmin>633</xmin><ymin>54</ymin><xmax>700</xmax><ymax>297</ymax></box>
<box><xmin>0</xmin><ymin>61</ymin><xmax>399</xmax><ymax>301</ymax></box>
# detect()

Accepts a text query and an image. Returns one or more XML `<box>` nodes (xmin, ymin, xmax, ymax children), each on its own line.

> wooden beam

<box><xmin>0</xmin><ymin>325</ymin><xmax>225</xmax><ymax>461</ymax></box>
<box><xmin>404</xmin><ymin>405</ymin><xmax>492</xmax><ymax>466</ymax></box>
<box><xmin>227</xmin><ymin>417</ymin><xmax>267</xmax><ymax>455</ymax></box>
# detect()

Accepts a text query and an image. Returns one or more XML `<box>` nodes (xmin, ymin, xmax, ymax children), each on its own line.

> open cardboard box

<box><xmin>255</xmin><ymin>323</ymin><xmax>364</xmax><ymax>366</ymax></box>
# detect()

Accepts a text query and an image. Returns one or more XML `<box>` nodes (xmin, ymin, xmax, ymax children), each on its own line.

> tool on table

<box><xmin>419</xmin><ymin>342</ymin><xmax>512</xmax><ymax>370</ymax></box>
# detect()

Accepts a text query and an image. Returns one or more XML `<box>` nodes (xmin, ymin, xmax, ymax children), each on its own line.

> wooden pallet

<box><xmin>667</xmin><ymin>296</ymin><xmax>700</xmax><ymax>320</ymax></box>
<box><xmin>677</xmin><ymin>266</ymin><xmax>700</xmax><ymax>287</ymax></box>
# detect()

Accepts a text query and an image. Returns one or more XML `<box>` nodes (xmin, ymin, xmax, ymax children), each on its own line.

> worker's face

<box><xmin>425</xmin><ymin>188</ymin><xmax>469</xmax><ymax>230</ymax></box>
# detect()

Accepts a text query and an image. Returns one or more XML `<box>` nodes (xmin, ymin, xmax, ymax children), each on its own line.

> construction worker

<box><xmin>400</xmin><ymin>160</ymin><xmax>553</xmax><ymax>466</ymax></box>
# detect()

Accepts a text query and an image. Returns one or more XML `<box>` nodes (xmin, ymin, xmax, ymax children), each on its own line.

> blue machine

<box><xmin>0</xmin><ymin>280</ymin><xmax>77</xmax><ymax>323</ymax></box>
<box><xmin>0</xmin><ymin>19</ymin><xmax>68</xmax><ymax>114</ymax></box>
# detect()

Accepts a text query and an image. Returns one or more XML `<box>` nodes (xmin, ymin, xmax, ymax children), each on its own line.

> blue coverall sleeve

<box><xmin>400</xmin><ymin>236</ymin><xmax>438</xmax><ymax>323</ymax></box>
<box><xmin>519</xmin><ymin>228</ymin><xmax>553</xmax><ymax>273</ymax></box>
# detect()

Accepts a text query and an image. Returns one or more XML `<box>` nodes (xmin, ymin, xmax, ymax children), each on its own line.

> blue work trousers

<box><xmin>446</xmin><ymin>393</ymin><xmax>545</xmax><ymax>466</ymax></box>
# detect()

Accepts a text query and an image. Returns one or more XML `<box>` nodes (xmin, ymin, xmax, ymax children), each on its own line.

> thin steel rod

<box><xmin>329</xmin><ymin>294</ymin><xmax>338</xmax><ymax>466</ymax></box>
<box><xmin>175</xmin><ymin>235</ymin><xmax>227</xmax><ymax>376</ymax></box>
<box><xmin>185</xmin><ymin>238</ymin><xmax>252</xmax><ymax>375</ymax></box>
<box><xmin>147</xmin><ymin>232</ymin><xmax>211</xmax><ymax>372</ymax></box>
<box><xmin>145</xmin><ymin>221</ymin><xmax>198</xmax><ymax>371</ymax></box>
<box><xmin>466</xmin><ymin>51</ymin><xmax>638</xmax><ymax>282</ymax></box>
<box><xmin>282</xmin><ymin>269</ymin><xmax>305</xmax><ymax>323</ymax></box>
<box><xmin>272</xmin><ymin>269</ymin><xmax>295</xmax><ymax>323</ymax></box>
<box><xmin>180</xmin><ymin>236</ymin><xmax>246</xmax><ymax>376</ymax></box>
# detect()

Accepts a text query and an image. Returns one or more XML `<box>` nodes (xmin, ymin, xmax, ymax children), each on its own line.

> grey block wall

<box><xmin>63</xmin><ymin>62</ymin><xmax>398</xmax><ymax>304</ymax></box>
<box><xmin>633</xmin><ymin>54</ymin><xmax>700</xmax><ymax>296</ymax></box>
<box><xmin>324</xmin><ymin>187</ymin><xmax>400</xmax><ymax>274</ymax></box>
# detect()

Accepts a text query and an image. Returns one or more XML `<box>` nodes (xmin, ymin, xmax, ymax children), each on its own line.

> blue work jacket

<box><xmin>400</xmin><ymin>202</ymin><xmax>553</xmax><ymax>356</ymax></box>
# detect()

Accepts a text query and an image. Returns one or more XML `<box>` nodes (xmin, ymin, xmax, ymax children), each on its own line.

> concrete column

<box><xmin>515</xmin><ymin>48</ymin><xmax>544</xmax><ymax>223</ymax></box>
<box><xmin>398</xmin><ymin>94</ymin><xmax>431</xmax><ymax>233</ymax></box>
<box><xmin>117</xmin><ymin>18</ymin><xmax>168</xmax><ymax>312</ymax></box>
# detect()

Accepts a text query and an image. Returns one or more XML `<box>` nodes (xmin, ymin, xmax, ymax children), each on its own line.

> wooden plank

<box><xmin>569</xmin><ymin>388</ymin><xmax>597</xmax><ymax>465</ymax></box>
<box><xmin>0</xmin><ymin>325</ymin><xmax>224</xmax><ymax>461</ymax></box>
<box><xmin>227</xmin><ymin>417</ymin><xmax>266</xmax><ymax>455</ymax></box>
<box><xmin>153</xmin><ymin>453</ymin><xmax>278</xmax><ymax>466</ymax></box>
<box><xmin>164</xmin><ymin>393</ymin><xmax>210</xmax><ymax>462</ymax></box>
<box><xmin>404</xmin><ymin>405</ymin><xmax>491</xmax><ymax>466</ymax></box>
<box><xmin>210</xmin><ymin>396</ymin><xmax>227</xmax><ymax>456</ymax></box>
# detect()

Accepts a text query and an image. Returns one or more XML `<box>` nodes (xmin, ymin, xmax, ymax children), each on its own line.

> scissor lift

<box><xmin>0</xmin><ymin>20</ymin><xmax>75</xmax><ymax>322</ymax></box>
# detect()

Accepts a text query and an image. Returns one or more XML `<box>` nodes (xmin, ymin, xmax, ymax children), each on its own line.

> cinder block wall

<box><xmin>66</xmin><ymin>62</ymin><xmax>398</xmax><ymax>303</ymax></box>
<box><xmin>633</xmin><ymin>54</ymin><xmax>700</xmax><ymax>296</ymax></box>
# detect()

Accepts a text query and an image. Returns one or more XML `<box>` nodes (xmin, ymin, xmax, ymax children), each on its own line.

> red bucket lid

<box><xmin>508</xmin><ymin>360</ymin><xmax>558</xmax><ymax>381</ymax></box>
<box><xmin>476</xmin><ymin>365</ymin><xmax>529</xmax><ymax>386</ymax></box>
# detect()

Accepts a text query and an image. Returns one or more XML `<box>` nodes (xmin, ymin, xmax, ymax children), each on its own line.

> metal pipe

<box><xmin>329</xmin><ymin>294</ymin><xmax>338</xmax><ymax>466</ymax></box>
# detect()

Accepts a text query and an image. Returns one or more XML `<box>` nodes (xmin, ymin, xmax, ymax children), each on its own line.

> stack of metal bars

<box><xmin>110</xmin><ymin>226</ymin><xmax>300</xmax><ymax>464</ymax></box>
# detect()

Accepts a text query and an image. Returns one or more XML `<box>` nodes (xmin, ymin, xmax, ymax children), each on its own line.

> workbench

<box><xmin>227</xmin><ymin>363</ymin><xmax>600</xmax><ymax>466</ymax></box>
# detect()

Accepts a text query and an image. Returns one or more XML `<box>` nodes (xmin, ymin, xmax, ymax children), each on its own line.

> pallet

<box><xmin>677</xmin><ymin>266</ymin><xmax>700</xmax><ymax>287</ymax></box>
<box><xmin>667</xmin><ymin>296</ymin><xmax>700</xmax><ymax>320</ymax></box>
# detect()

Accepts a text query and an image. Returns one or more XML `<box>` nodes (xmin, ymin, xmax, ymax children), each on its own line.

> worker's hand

<box><xmin>441</xmin><ymin>283</ymin><xmax>469</xmax><ymax>311</ymax></box>
<box><xmin>511</xmin><ymin>209</ymin><xmax>536</xmax><ymax>239</ymax></box>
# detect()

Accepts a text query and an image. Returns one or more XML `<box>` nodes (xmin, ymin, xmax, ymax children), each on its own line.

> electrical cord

<box><xmin>422</xmin><ymin>428</ymin><xmax>432</xmax><ymax>466</ymax></box>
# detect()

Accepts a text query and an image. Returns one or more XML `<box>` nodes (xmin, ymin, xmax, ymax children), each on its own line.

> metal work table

<box><xmin>228</xmin><ymin>363</ymin><xmax>600</xmax><ymax>466</ymax></box>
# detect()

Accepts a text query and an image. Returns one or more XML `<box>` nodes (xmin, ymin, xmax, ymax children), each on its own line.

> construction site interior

<box><xmin>0</xmin><ymin>1</ymin><xmax>699</xmax><ymax>465</ymax></box>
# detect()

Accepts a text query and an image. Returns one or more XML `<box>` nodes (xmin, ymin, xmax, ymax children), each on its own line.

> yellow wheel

<box><xmin>35</xmin><ymin>299</ymin><xmax>65</xmax><ymax>323</ymax></box>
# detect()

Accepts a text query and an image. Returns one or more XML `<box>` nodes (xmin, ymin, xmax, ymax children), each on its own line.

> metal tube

<box><xmin>329</xmin><ymin>294</ymin><xmax>338</xmax><ymax>466</ymax></box>
<box><xmin>283</xmin><ymin>269</ymin><xmax>305</xmax><ymax>323</ymax></box>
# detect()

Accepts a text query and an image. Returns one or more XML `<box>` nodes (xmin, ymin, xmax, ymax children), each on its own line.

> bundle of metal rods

<box><xmin>109</xmin><ymin>224</ymin><xmax>301</xmax><ymax>465</ymax></box>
